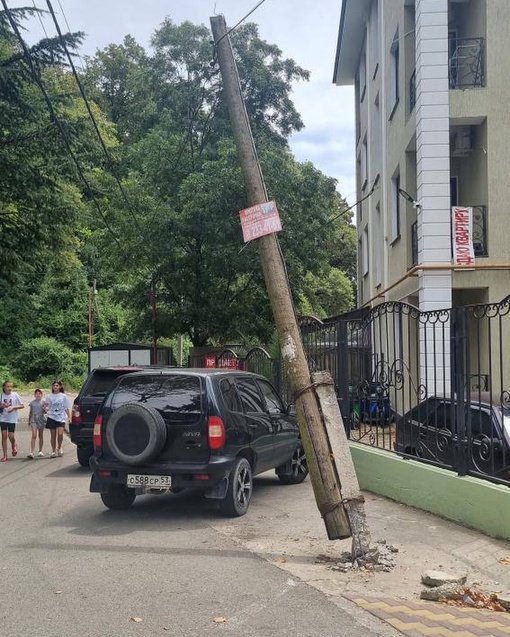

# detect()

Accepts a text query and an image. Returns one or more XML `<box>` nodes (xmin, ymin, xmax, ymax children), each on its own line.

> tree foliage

<box><xmin>0</xmin><ymin>11</ymin><xmax>357</xmax><ymax>380</ymax></box>
<box><xmin>83</xmin><ymin>20</ymin><xmax>356</xmax><ymax>346</ymax></box>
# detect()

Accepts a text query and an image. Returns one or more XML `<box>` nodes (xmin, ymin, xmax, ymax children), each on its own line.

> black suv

<box><xmin>90</xmin><ymin>369</ymin><xmax>308</xmax><ymax>516</ymax></box>
<box><xmin>70</xmin><ymin>366</ymin><xmax>146</xmax><ymax>466</ymax></box>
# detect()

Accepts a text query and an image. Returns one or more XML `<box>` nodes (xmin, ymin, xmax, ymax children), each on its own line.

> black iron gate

<box><xmin>299</xmin><ymin>296</ymin><xmax>510</xmax><ymax>487</ymax></box>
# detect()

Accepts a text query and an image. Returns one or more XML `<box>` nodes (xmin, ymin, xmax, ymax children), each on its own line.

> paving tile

<box><xmin>343</xmin><ymin>594</ymin><xmax>510</xmax><ymax>637</ymax></box>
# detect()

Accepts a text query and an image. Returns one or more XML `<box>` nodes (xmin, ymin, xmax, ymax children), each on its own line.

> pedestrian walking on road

<box><xmin>44</xmin><ymin>380</ymin><xmax>70</xmax><ymax>458</ymax></box>
<box><xmin>0</xmin><ymin>380</ymin><xmax>24</xmax><ymax>462</ymax></box>
<box><xmin>27</xmin><ymin>388</ymin><xmax>46</xmax><ymax>459</ymax></box>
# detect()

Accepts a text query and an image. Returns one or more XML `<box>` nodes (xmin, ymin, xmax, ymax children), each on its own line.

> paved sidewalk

<box><xmin>343</xmin><ymin>594</ymin><xmax>510</xmax><ymax>637</ymax></box>
<box><xmin>214</xmin><ymin>472</ymin><xmax>510</xmax><ymax>637</ymax></box>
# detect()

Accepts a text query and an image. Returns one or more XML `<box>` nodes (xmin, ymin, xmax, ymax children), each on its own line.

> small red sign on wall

<box><xmin>239</xmin><ymin>200</ymin><xmax>282</xmax><ymax>242</ymax></box>
<box><xmin>204</xmin><ymin>356</ymin><xmax>245</xmax><ymax>370</ymax></box>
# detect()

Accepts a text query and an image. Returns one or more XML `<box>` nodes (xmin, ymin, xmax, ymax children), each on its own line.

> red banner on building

<box><xmin>239</xmin><ymin>200</ymin><xmax>282</xmax><ymax>242</ymax></box>
<box><xmin>452</xmin><ymin>206</ymin><xmax>475</xmax><ymax>266</ymax></box>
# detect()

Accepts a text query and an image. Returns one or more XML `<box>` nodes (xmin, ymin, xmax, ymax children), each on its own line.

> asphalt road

<box><xmin>0</xmin><ymin>428</ymin><xmax>400</xmax><ymax>637</ymax></box>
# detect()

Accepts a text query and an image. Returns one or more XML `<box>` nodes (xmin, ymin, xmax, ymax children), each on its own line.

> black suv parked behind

<box><xmin>70</xmin><ymin>366</ymin><xmax>146</xmax><ymax>466</ymax></box>
<box><xmin>90</xmin><ymin>369</ymin><xmax>308</xmax><ymax>516</ymax></box>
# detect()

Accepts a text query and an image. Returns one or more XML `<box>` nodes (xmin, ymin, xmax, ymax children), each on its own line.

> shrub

<box><xmin>12</xmin><ymin>337</ymin><xmax>87</xmax><ymax>383</ymax></box>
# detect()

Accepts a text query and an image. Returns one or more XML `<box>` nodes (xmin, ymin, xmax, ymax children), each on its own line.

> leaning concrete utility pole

<box><xmin>210</xmin><ymin>14</ymin><xmax>370</xmax><ymax>551</ymax></box>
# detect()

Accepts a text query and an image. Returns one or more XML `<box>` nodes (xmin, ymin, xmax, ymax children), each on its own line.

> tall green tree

<box><xmin>84</xmin><ymin>20</ymin><xmax>356</xmax><ymax>346</ymax></box>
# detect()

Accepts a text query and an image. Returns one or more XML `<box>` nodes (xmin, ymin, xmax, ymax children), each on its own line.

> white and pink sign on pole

<box><xmin>239</xmin><ymin>200</ymin><xmax>282</xmax><ymax>242</ymax></box>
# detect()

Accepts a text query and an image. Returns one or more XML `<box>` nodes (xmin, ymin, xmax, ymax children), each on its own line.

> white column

<box><xmin>415</xmin><ymin>0</ymin><xmax>452</xmax><ymax>394</ymax></box>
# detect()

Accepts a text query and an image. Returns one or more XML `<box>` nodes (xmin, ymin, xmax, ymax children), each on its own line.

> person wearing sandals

<box><xmin>44</xmin><ymin>380</ymin><xmax>70</xmax><ymax>457</ymax></box>
<box><xmin>27</xmin><ymin>388</ymin><xmax>46</xmax><ymax>459</ymax></box>
<box><xmin>0</xmin><ymin>380</ymin><xmax>24</xmax><ymax>462</ymax></box>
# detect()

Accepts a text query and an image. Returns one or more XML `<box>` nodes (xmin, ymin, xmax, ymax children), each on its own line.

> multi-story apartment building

<box><xmin>333</xmin><ymin>0</ymin><xmax>510</xmax><ymax>400</ymax></box>
<box><xmin>334</xmin><ymin>0</ymin><xmax>509</xmax><ymax>313</ymax></box>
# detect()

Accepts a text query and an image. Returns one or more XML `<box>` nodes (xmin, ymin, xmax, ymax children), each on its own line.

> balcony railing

<box><xmin>449</xmin><ymin>37</ymin><xmax>485</xmax><ymax>89</ymax></box>
<box><xmin>412</xmin><ymin>207</ymin><xmax>487</xmax><ymax>266</ymax></box>
<box><xmin>472</xmin><ymin>205</ymin><xmax>488</xmax><ymax>257</ymax></box>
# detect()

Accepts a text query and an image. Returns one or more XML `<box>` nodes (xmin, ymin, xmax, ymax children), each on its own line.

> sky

<box><xmin>8</xmin><ymin>0</ymin><xmax>355</xmax><ymax>202</ymax></box>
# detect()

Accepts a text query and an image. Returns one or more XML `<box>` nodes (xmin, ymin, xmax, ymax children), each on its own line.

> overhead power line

<box><xmin>211</xmin><ymin>0</ymin><xmax>268</xmax><ymax>62</ymax></box>
<box><xmin>45</xmin><ymin>0</ymin><xmax>144</xmax><ymax>234</ymax></box>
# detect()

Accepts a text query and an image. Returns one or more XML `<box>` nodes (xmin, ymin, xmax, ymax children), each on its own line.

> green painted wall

<box><xmin>350</xmin><ymin>442</ymin><xmax>510</xmax><ymax>540</ymax></box>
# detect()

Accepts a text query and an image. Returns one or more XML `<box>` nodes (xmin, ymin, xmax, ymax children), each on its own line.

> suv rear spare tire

<box><xmin>106</xmin><ymin>403</ymin><xmax>167</xmax><ymax>466</ymax></box>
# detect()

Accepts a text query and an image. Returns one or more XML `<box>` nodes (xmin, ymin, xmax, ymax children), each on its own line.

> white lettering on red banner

<box><xmin>239</xmin><ymin>200</ymin><xmax>282</xmax><ymax>242</ymax></box>
<box><xmin>452</xmin><ymin>206</ymin><xmax>475</xmax><ymax>266</ymax></box>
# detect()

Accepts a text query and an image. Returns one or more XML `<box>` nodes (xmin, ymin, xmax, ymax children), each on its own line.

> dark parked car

<box><xmin>70</xmin><ymin>366</ymin><xmax>147</xmax><ymax>466</ymax></box>
<box><xmin>394</xmin><ymin>393</ymin><xmax>510</xmax><ymax>478</ymax></box>
<box><xmin>89</xmin><ymin>369</ymin><xmax>308</xmax><ymax>516</ymax></box>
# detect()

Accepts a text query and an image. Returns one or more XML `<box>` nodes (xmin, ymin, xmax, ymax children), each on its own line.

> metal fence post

<box><xmin>336</xmin><ymin>318</ymin><xmax>351</xmax><ymax>436</ymax></box>
<box><xmin>452</xmin><ymin>306</ymin><xmax>468</xmax><ymax>476</ymax></box>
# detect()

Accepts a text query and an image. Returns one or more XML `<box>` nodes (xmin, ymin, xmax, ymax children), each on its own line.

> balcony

<box><xmin>449</xmin><ymin>37</ymin><xmax>485</xmax><ymax>89</ymax></box>
<box><xmin>412</xmin><ymin>207</ymin><xmax>487</xmax><ymax>266</ymax></box>
<box><xmin>472</xmin><ymin>205</ymin><xmax>488</xmax><ymax>257</ymax></box>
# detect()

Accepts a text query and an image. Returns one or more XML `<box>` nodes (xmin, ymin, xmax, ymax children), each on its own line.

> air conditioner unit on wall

<box><xmin>452</xmin><ymin>126</ymin><xmax>474</xmax><ymax>156</ymax></box>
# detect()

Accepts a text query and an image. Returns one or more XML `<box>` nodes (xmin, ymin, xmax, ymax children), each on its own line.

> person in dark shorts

<box><xmin>27</xmin><ymin>388</ymin><xmax>46</xmax><ymax>458</ymax></box>
<box><xmin>44</xmin><ymin>380</ymin><xmax>70</xmax><ymax>458</ymax></box>
<box><xmin>0</xmin><ymin>380</ymin><xmax>24</xmax><ymax>462</ymax></box>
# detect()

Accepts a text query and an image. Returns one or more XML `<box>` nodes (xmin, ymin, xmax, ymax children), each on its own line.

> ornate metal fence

<box><xmin>299</xmin><ymin>297</ymin><xmax>510</xmax><ymax>487</ymax></box>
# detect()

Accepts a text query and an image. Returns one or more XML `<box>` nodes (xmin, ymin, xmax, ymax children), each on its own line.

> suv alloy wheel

<box><xmin>219</xmin><ymin>457</ymin><xmax>253</xmax><ymax>517</ymax></box>
<box><xmin>276</xmin><ymin>444</ymin><xmax>308</xmax><ymax>485</ymax></box>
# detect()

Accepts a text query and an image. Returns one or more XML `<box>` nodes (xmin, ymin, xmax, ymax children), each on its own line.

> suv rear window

<box><xmin>111</xmin><ymin>375</ymin><xmax>202</xmax><ymax>424</ymax></box>
<box><xmin>85</xmin><ymin>370</ymin><xmax>138</xmax><ymax>397</ymax></box>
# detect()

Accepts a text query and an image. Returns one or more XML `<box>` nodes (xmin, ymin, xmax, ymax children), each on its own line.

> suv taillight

<box><xmin>72</xmin><ymin>403</ymin><xmax>82</xmax><ymax>425</ymax></box>
<box><xmin>93</xmin><ymin>415</ymin><xmax>103</xmax><ymax>449</ymax></box>
<box><xmin>208</xmin><ymin>416</ymin><xmax>225</xmax><ymax>450</ymax></box>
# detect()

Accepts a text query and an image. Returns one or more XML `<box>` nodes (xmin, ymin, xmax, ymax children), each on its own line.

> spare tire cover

<box><xmin>106</xmin><ymin>403</ymin><xmax>167</xmax><ymax>465</ymax></box>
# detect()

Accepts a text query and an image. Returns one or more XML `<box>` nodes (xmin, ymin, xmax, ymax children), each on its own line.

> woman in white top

<box><xmin>44</xmin><ymin>380</ymin><xmax>70</xmax><ymax>457</ymax></box>
<box><xmin>0</xmin><ymin>380</ymin><xmax>24</xmax><ymax>462</ymax></box>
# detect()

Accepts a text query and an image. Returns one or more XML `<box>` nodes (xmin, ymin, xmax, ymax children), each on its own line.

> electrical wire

<box><xmin>211</xmin><ymin>0</ymin><xmax>268</xmax><ymax>62</ymax></box>
<box><xmin>327</xmin><ymin>178</ymin><xmax>379</xmax><ymax>226</ymax></box>
<box><xmin>1</xmin><ymin>0</ymin><xmax>128</xmax><ymax>257</ymax></box>
<box><xmin>45</xmin><ymin>0</ymin><xmax>144</xmax><ymax>234</ymax></box>
<box><xmin>31</xmin><ymin>0</ymin><xmax>49</xmax><ymax>38</ymax></box>
<box><xmin>53</xmin><ymin>0</ymin><xmax>87</xmax><ymax>70</ymax></box>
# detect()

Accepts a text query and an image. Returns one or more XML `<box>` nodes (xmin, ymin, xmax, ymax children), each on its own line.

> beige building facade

<box><xmin>334</xmin><ymin>0</ymin><xmax>510</xmax><ymax>312</ymax></box>
<box><xmin>334</xmin><ymin>0</ymin><xmax>510</xmax><ymax>399</ymax></box>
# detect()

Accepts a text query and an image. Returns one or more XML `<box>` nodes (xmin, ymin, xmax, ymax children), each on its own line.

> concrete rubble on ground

<box><xmin>317</xmin><ymin>538</ymin><xmax>399</xmax><ymax>573</ymax></box>
<box><xmin>420</xmin><ymin>569</ymin><xmax>510</xmax><ymax>612</ymax></box>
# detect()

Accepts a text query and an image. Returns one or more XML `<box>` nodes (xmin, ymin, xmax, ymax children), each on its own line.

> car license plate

<box><xmin>126</xmin><ymin>474</ymin><xmax>172</xmax><ymax>488</ymax></box>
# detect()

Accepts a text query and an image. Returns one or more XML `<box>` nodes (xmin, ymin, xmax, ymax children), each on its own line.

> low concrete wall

<box><xmin>350</xmin><ymin>442</ymin><xmax>510</xmax><ymax>541</ymax></box>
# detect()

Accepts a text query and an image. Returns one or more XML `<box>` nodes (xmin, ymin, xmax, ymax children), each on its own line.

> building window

<box><xmin>362</xmin><ymin>226</ymin><xmax>369</xmax><ymax>276</ymax></box>
<box><xmin>359</xmin><ymin>37</ymin><xmax>367</xmax><ymax>102</ymax></box>
<box><xmin>373</xmin><ymin>92</ymin><xmax>381</xmax><ymax>177</ymax></box>
<box><xmin>371</xmin><ymin>0</ymin><xmax>379</xmax><ymax>78</ymax></box>
<box><xmin>374</xmin><ymin>202</ymin><xmax>382</xmax><ymax>287</ymax></box>
<box><xmin>450</xmin><ymin>176</ymin><xmax>458</xmax><ymax>206</ymax></box>
<box><xmin>361</xmin><ymin>135</ymin><xmax>368</xmax><ymax>190</ymax></box>
<box><xmin>390</xmin><ymin>31</ymin><xmax>400</xmax><ymax>118</ymax></box>
<box><xmin>391</xmin><ymin>174</ymin><xmax>401</xmax><ymax>241</ymax></box>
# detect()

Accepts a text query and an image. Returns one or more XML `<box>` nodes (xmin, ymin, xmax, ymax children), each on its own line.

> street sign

<box><xmin>239</xmin><ymin>200</ymin><xmax>282</xmax><ymax>242</ymax></box>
